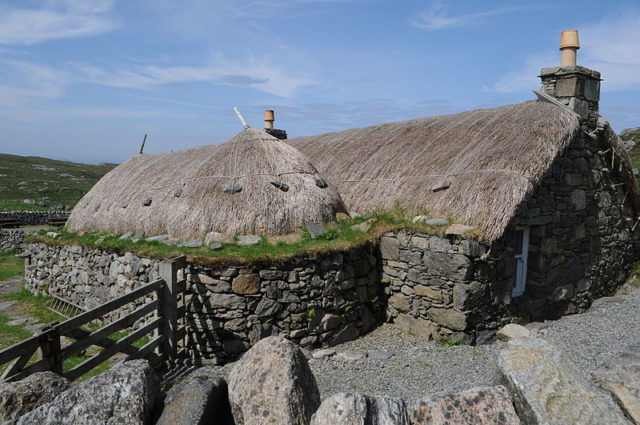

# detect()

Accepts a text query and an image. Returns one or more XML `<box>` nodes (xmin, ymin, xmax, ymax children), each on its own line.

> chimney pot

<box><xmin>264</xmin><ymin>110</ymin><xmax>275</xmax><ymax>129</ymax></box>
<box><xmin>560</xmin><ymin>30</ymin><xmax>580</xmax><ymax>66</ymax></box>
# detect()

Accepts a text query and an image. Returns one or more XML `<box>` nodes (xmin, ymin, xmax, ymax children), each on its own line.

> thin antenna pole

<box><xmin>139</xmin><ymin>134</ymin><xmax>148</xmax><ymax>154</ymax></box>
<box><xmin>233</xmin><ymin>107</ymin><xmax>250</xmax><ymax>129</ymax></box>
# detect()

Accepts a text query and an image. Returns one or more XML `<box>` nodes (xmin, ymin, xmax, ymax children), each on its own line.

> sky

<box><xmin>1</xmin><ymin>0</ymin><xmax>640</xmax><ymax>164</ymax></box>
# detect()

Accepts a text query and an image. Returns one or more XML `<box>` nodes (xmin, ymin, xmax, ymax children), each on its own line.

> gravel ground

<box><xmin>308</xmin><ymin>284</ymin><xmax>640</xmax><ymax>402</ymax></box>
<box><xmin>209</xmin><ymin>284</ymin><xmax>640</xmax><ymax>404</ymax></box>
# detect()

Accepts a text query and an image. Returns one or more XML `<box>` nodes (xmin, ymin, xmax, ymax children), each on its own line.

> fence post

<box><xmin>158</xmin><ymin>256</ymin><xmax>186</xmax><ymax>361</ymax></box>
<box><xmin>38</xmin><ymin>324</ymin><xmax>62</xmax><ymax>375</ymax></box>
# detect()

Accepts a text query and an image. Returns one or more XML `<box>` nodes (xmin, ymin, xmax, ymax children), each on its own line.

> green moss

<box><xmin>29</xmin><ymin>208</ymin><xmax>474</xmax><ymax>267</ymax></box>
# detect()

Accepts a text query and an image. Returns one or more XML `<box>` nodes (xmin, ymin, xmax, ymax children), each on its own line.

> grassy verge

<box><xmin>29</xmin><ymin>207</ymin><xmax>479</xmax><ymax>266</ymax></box>
<box><xmin>0</xmin><ymin>251</ymin><xmax>25</xmax><ymax>281</ymax></box>
<box><xmin>0</xmin><ymin>289</ymin><xmax>150</xmax><ymax>381</ymax></box>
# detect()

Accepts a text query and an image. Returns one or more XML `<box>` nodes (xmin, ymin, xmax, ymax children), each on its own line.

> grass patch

<box><xmin>435</xmin><ymin>336</ymin><xmax>465</xmax><ymax>347</ymax></box>
<box><xmin>0</xmin><ymin>288</ymin><xmax>150</xmax><ymax>381</ymax></box>
<box><xmin>0</xmin><ymin>152</ymin><xmax>116</xmax><ymax>211</ymax></box>
<box><xmin>0</xmin><ymin>251</ymin><xmax>25</xmax><ymax>281</ymax></box>
<box><xmin>29</xmin><ymin>206</ymin><xmax>479</xmax><ymax>266</ymax></box>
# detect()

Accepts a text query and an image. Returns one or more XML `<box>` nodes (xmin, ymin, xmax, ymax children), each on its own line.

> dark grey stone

<box><xmin>156</xmin><ymin>368</ymin><xmax>233</xmax><ymax>425</ymax></box>
<box><xmin>306</xmin><ymin>223</ymin><xmax>328</xmax><ymax>239</ymax></box>
<box><xmin>0</xmin><ymin>372</ymin><xmax>71</xmax><ymax>422</ymax></box>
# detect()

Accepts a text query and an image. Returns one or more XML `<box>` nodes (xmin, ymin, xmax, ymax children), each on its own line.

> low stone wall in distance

<box><xmin>0</xmin><ymin>211</ymin><xmax>70</xmax><ymax>226</ymax></box>
<box><xmin>0</xmin><ymin>230</ymin><xmax>25</xmax><ymax>252</ymax></box>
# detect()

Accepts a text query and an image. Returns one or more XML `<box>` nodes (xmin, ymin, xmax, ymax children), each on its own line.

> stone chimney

<box><xmin>263</xmin><ymin>110</ymin><xmax>287</xmax><ymax>140</ymax></box>
<box><xmin>539</xmin><ymin>30</ymin><xmax>601</xmax><ymax>125</ymax></box>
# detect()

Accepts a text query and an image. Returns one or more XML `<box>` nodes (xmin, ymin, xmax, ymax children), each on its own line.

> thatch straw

<box><xmin>289</xmin><ymin>101</ymin><xmax>589</xmax><ymax>242</ymax></box>
<box><xmin>67</xmin><ymin>129</ymin><xmax>348</xmax><ymax>238</ymax></box>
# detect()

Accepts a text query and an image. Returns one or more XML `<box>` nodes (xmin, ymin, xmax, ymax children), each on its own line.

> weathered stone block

<box><xmin>389</xmin><ymin>293</ymin><xmax>411</xmax><ymax>313</ymax></box>
<box><xmin>414</xmin><ymin>285</ymin><xmax>444</xmax><ymax>301</ymax></box>
<box><xmin>231</xmin><ymin>274</ymin><xmax>260</xmax><ymax>295</ymax></box>
<box><xmin>427</xmin><ymin>308</ymin><xmax>466</xmax><ymax>331</ymax></box>
<box><xmin>571</xmin><ymin>189</ymin><xmax>587</xmax><ymax>210</ymax></box>
<box><xmin>395</xmin><ymin>314</ymin><xmax>436</xmax><ymax>339</ymax></box>
<box><xmin>499</xmin><ymin>337</ymin><xmax>630</xmax><ymax>425</ymax></box>
<box><xmin>423</xmin><ymin>251</ymin><xmax>472</xmax><ymax>280</ymax></box>
<box><xmin>380</xmin><ymin>236</ymin><xmax>400</xmax><ymax>260</ymax></box>
<box><xmin>412</xmin><ymin>386</ymin><xmax>521</xmax><ymax>425</ymax></box>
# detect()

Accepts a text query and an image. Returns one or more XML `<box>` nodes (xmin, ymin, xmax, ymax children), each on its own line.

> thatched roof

<box><xmin>67</xmin><ymin>129</ymin><xmax>348</xmax><ymax>238</ymax></box>
<box><xmin>288</xmin><ymin>100</ymin><xmax>638</xmax><ymax>242</ymax></box>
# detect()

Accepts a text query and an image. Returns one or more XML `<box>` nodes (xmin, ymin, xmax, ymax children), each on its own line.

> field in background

<box><xmin>0</xmin><ymin>153</ymin><xmax>117</xmax><ymax>211</ymax></box>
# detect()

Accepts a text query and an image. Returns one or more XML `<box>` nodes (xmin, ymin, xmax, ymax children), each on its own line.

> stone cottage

<box><xmin>288</xmin><ymin>31</ymin><xmax>640</xmax><ymax>337</ymax></box>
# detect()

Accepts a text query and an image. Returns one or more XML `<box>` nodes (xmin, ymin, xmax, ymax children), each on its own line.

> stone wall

<box><xmin>0</xmin><ymin>211</ymin><xmax>70</xmax><ymax>226</ymax></box>
<box><xmin>380</xmin><ymin>232</ymin><xmax>503</xmax><ymax>343</ymax></box>
<box><xmin>0</xmin><ymin>230</ymin><xmax>24</xmax><ymax>252</ymax></box>
<box><xmin>507</xmin><ymin>129</ymin><xmax>640</xmax><ymax>319</ymax></box>
<box><xmin>25</xmin><ymin>243</ymin><xmax>162</xmax><ymax>324</ymax></box>
<box><xmin>23</xmin><ymin>242</ymin><xmax>383</xmax><ymax>362</ymax></box>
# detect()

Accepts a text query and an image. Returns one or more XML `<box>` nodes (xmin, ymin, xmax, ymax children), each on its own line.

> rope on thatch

<box><xmin>288</xmin><ymin>101</ymin><xmax>583</xmax><ymax>242</ymax></box>
<box><xmin>67</xmin><ymin>128</ymin><xmax>348</xmax><ymax>238</ymax></box>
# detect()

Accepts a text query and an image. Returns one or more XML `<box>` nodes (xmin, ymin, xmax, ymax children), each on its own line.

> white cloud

<box><xmin>80</xmin><ymin>55</ymin><xmax>316</xmax><ymax>97</ymax></box>
<box><xmin>0</xmin><ymin>0</ymin><xmax>116</xmax><ymax>45</ymax></box>
<box><xmin>411</xmin><ymin>1</ymin><xmax>520</xmax><ymax>31</ymax></box>
<box><xmin>490</xmin><ymin>10</ymin><xmax>640</xmax><ymax>93</ymax></box>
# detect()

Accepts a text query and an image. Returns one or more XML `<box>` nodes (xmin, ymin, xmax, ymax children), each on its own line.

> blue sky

<box><xmin>1</xmin><ymin>0</ymin><xmax>640</xmax><ymax>163</ymax></box>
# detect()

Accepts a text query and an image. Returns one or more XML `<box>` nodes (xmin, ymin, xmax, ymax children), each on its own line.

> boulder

<box><xmin>412</xmin><ymin>386</ymin><xmax>520</xmax><ymax>425</ymax></box>
<box><xmin>311</xmin><ymin>392</ymin><xmax>410</xmax><ymax>425</ymax></box>
<box><xmin>592</xmin><ymin>342</ymin><xmax>640</xmax><ymax>425</ymax></box>
<box><xmin>496</xmin><ymin>324</ymin><xmax>530</xmax><ymax>341</ymax></box>
<box><xmin>227</xmin><ymin>336</ymin><xmax>320</xmax><ymax>425</ymax></box>
<box><xmin>444</xmin><ymin>224</ymin><xmax>475</xmax><ymax>236</ymax></box>
<box><xmin>10</xmin><ymin>360</ymin><xmax>159</xmax><ymax>425</ymax></box>
<box><xmin>237</xmin><ymin>235</ymin><xmax>262</xmax><ymax>246</ymax></box>
<box><xmin>498</xmin><ymin>337</ymin><xmax>630</xmax><ymax>425</ymax></box>
<box><xmin>0</xmin><ymin>372</ymin><xmax>71</xmax><ymax>422</ymax></box>
<box><xmin>156</xmin><ymin>366</ymin><xmax>233</xmax><ymax>425</ymax></box>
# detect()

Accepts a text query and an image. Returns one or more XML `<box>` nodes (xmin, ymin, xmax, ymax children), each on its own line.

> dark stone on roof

<box><xmin>222</xmin><ymin>184</ymin><xmax>242</xmax><ymax>194</ymax></box>
<box><xmin>271</xmin><ymin>181</ymin><xmax>289</xmax><ymax>192</ymax></box>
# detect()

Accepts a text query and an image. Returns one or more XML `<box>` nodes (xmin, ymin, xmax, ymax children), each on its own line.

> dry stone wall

<box><xmin>185</xmin><ymin>245</ymin><xmax>383</xmax><ymax>363</ymax></box>
<box><xmin>0</xmin><ymin>230</ymin><xmax>24</xmax><ymax>252</ymax></box>
<box><xmin>0</xmin><ymin>211</ymin><xmax>69</xmax><ymax>226</ymax></box>
<box><xmin>508</xmin><ymin>129</ymin><xmax>640</xmax><ymax>319</ymax></box>
<box><xmin>23</xmin><ymin>242</ymin><xmax>383</xmax><ymax>361</ymax></box>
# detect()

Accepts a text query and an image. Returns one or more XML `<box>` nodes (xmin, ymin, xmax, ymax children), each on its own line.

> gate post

<box><xmin>158</xmin><ymin>256</ymin><xmax>186</xmax><ymax>361</ymax></box>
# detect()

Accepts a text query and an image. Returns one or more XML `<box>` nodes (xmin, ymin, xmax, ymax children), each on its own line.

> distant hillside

<box><xmin>0</xmin><ymin>153</ymin><xmax>117</xmax><ymax>211</ymax></box>
<box><xmin>621</xmin><ymin>127</ymin><xmax>640</xmax><ymax>173</ymax></box>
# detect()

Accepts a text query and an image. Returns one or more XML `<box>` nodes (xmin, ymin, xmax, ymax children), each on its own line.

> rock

<box><xmin>444</xmin><ymin>224</ymin><xmax>475</xmax><ymax>236</ymax></box>
<box><xmin>412</xmin><ymin>385</ymin><xmax>520</xmax><ymax>425</ymax></box>
<box><xmin>311</xmin><ymin>392</ymin><xmax>410</xmax><ymax>425</ymax></box>
<box><xmin>591</xmin><ymin>296</ymin><xmax>625</xmax><ymax>310</ymax></box>
<box><xmin>0</xmin><ymin>372</ymin><xmax>71</xmax><ymax>422</ymax></box>
<box><xmin>209</xmin><ymin>242</ymin><xmax>223</xmax><ymax>250</ymax></box>
<box><xmin>427</xmin><ymin>308</ymin><xmax>467</xmax><ymax>331</ymax></box>
<box><xmin>496</xmin><ymin>324</ymin><xmax>530</xmax><ymax>341</ymax></box>
<box><xmin>424</xmin><ymin>218</ymin><xmax>448</xmax><ymax>227</ymax></box>
<box><xmin>306</xmin><ymin>223</ymin><xmax>328</xmax><ymax>239</ymax></box>
<box><xmin>335</xmin><ymin>213</ymin><xmax>351</xmax><ymax>222</ymax></box>
<box><xmin>228</xmin><ymin>336</ymin><xmax>320</xmax><ymax>425</ymax></box>
<box><xmin>592</xmin><ymin>344</ymin><xmax>640</xmax><ymax>425</ymax></box>
<box><xmin>45</xmin><ymin>232</ymin><xmax>59</xmax><ymax>239</ymax></box>
<box><xmin>312</xmin><ymin>348</ymin><xmax>336</xmax><ymax>359</ymax></box>
<box><xmin>368</xmin><ymin>351</ymin><xmax>394</xmax><ymax>361</ymax></box>
<box><xmin>11</xmin><ymin>360</ymin><xmax>159</xmax><ymax>425</ymax></box>
<box><xmin>394</xmin><ymin>314</ymin><xmax>436</xmax><ymax>339</ymax></box>
<box><xmin>351</xmin><ymin>219</ymin><xmax>376</xmax><ymax>233</ymax></box>
<box><xmin>156</xmin><ymin>367</ymin><xmax>233</xmax><ymax>425</ymax></box>
<box><xmin>146</xmin><ymin>235</ymin><xmax>169</xmax><ymax>242</ymax></box>
<box><xmin>204</xmin><ymin>231</ymin><xmax>234</xmax><ymax>245</ymax></box>
<box><xmin>389</xmin><ymin>293</ymin><xmax>410</xmax><ymax>313</ymax></box>
<box><xmin>7</xmin><ymin>317</ymin><xmax>37</xmax><ymax>326</ymax></box>
<box><xmin>236</xmin><ymin>235</ymin><xmax>261</xmax><ymax>246</ymax></box>
<box><xmin>329</xmin><ymin>324</ymin><xmax>360</xmax><ymax>346</ymax></box>
<box><xmin>231</xmin><ymin>274</ymin><xmax>260</xmax><ymax>295</ymax></box>
<box><xmin>319</xmin><ymin>313</ymin><xmax>343</xmax><ymax>332</ymax></box>
<box><xmin>178</xmin><ymin>239</ymin><xmax>203</xmax><ymax>248</ymax></box>
<box><xmin>118</xmin><ymin>232</ymin><xmax>133</xmax><ymax>240</ymax></box>
<box><xmin>336</xmin><ymin>350</ymin><xmax>368</xmax><ymax>361</ymax></box>
<box><xmin>380</xmin><ymin>237</ymin><xmax>400</xmax><ymax>260</ymax></box>
<box><xmin>498</xmin><ymin>337</ymin><xmax>630</xmax><ymax>425</ymax></box>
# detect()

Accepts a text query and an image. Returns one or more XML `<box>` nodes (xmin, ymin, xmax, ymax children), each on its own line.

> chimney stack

<box><xmin>263</xmin><ymin>109</ymin><xmax>287</xmax><ymax>140</ymax></box>
<box><xmin>539</xmin><ymin>30</ymin><xmax>601</xmax><ymax>126</ymax></box>
<box><xmin>559</xmin><ymin>30</ymin><xmax>579</xmax><ymax>66</ymax></box>
<box><xmin>264</xmin><ymin>110</ymin><xmax>275</xmax><ymax>129</ymax></box>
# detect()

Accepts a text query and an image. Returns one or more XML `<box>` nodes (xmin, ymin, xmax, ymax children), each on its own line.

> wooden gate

<box><xmin>0</xmin><ymin>256</ymin><xmax>187</xmax><ymax>382</ymax></box>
